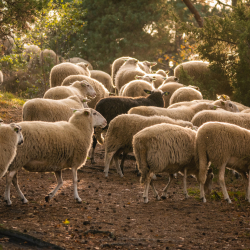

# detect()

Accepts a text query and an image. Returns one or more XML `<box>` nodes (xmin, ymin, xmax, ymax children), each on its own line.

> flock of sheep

<box><xmin>1</xmin><ymin>55</ymin><xmax>250</xmax><ymax>206</ymax></box>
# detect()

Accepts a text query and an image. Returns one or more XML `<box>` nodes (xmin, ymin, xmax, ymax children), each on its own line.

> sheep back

<box><xmin>121</xmin><ymin>80</ymin><xmax>153</xmax><ymax>97</ymax></box>
<box><xmin>90</xmin><ymin>70</ymin><xmax>114</xmax><ymax>93</ymax></box>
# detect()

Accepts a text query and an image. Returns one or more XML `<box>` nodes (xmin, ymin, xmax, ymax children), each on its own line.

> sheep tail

<box><xmin>197</xmin><ymin>146</ymin><xmax>209</xmax><ymax>185</ymax></box>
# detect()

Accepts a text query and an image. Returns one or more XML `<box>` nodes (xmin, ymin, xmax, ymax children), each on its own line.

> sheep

<box><xmin>168</xmin><ymin>99</ymin><xmax>240</xmax><ymax>112</ymax></box>
<box><xmin>132</xmin><ymin>123</ymin><xmax>213</xmax><ymax>203</ymax></box>
<box><xmin>90</xmin><ymin>89</ymin><xmax>169</xmax><ymax>164</ymax></box>
<box><xmin>197</xmin><ymin>122</ymin><xmax>250</xmax><ymax>203</ymax></box>
<box><xmin>121</xmin><ymin>80</ymin><xmax>154</xmax><ymax>97</ymax></box>
<box><xmin>111</xmin><ymin>57</ymin><xmax>156</xmax><ymax>86</ymax></box>
<box><xmin>115</xmin><ymin>58</ymin><xmax>146</xmax><ymax>92</ymax></box>
<box><xmin>158</xmin><ymin>82</ymin><xmax>184</xmax><ymax>107</ymax></box>
<box><xmin>0</xmin><ymin>70</ymin><xmax>3</xmax><ymax>85</ymax></box>
<box><xmin>22</xmin><ymin>44</ymin><xmax>41</xmax><ymax>68</ymax></box>
<box><xmin>90</xmin><ymin>70</ymin><xmax>115</xmax><ymax>93</ymax></box>
<box><xmin>4</xmin><ymin>108</ymin><xmax>107</xmax><ymax>205</ymax></box>
<box><xmin>231</xmin><ymin>101</ymin><xmax>249</xmax><ymax>111</ymax></box>
<box><xmin>66</xmin><ymin>57</ymin><xmax>93</xmax><ymax>70</ymax></box>
<box><xmin>61</xmin><ymin>75</ymin><xmax>109</xmax><ymax>109</ymax></box>
<box><xmin>49</xmin><ymin>62</ymin><xmax>90</xmax><ymax>88</ymax></box>
<box><xmin>138</xmin><ymin>61</ymin><xmax>157</xmax><ymax>73</ymax></box>
<box><xmin>0</xmin><ymin>35</ymin><xmax>15</xmax><ymax>55</ymax></box>
<box><xmin>104</xmin><ymin>114</ymin><xmax>193</xmax><ymax>177</ymax></box>
<box><xmin>23</xmin><ymin>95</ymin><xmax>90</xmax><ymax>122</ymax></box>
<box><xmin>128</xmin><ymin>102</ymin><xmax>218</xmax><ymax>122</ymax></box>
<box><xmin>0</xmin><ymin>123</ymin><xmax>23</xmax><ymax>179</ymax></box>
<box><xmin>191</xmin><ymin>109</ymin><xmax>250</xmax><ymax>128</ymax></box>
<box><xmin>169</xmin><ymin>86</ymin><xmax>203</xmax><ymax>105</ymax></box>
<box><xmin>40</xmin><ymin>49</ymin><xmax>58</xmax><ymax>66</ymax></box>
<box><xmin>156</xmin><ymin>69</ymin><xmax>167</xmax><ymax>77</ymax></box>
<box><xmin>174</xmin><ymin>60</ymin><xmax>209</xmax><ymax>81</ymax></box>
<box><xmin>44</xmin><ymin>80</ymin><xmax>96</xmax><ymax>102</ymax></box>
<box><xmin>241</xmin><ymin>109</ymin><xmax>250</xmax><ymax>113</ymax></box>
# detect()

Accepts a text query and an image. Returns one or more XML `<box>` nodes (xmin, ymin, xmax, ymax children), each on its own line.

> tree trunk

<box><xmin>182</xmin><ymin>0</ymin><xmax>203</xmax><ymax>28</ymax></box>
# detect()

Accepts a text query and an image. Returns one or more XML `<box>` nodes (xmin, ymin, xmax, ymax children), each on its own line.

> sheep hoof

<box><xmin>200</xmin><ymin>197</ymin><xmax>206</xmax><ymax>203</ymax></box>
<box><xmin>91</xmin><ymin>158</ymin><xmax>96</xmax><ymax>164</ymax></box>
<box><xmin>185</xmin><ymin>194</ymin><xmax>189</xmax><ymax>199</ymax></box>
<box><xmin>104</xmin><ymin>172</ymin><xmax>108</xmax><ymax>178</ymax></box>
<box><xmin>156</xmin><ymin>195</ymin><xmax>161</xmax><ymax>201</ymax></box>
<box><xmin>21</xmin><ymin>198</ymin><xmax>28</xmax><ymax>204</ymax></box>
<box><xmin>119</xmin><ymin>173</ymin><xmax>124</xmax><ymax>178</ymax></box>
<box><xmin>225</xmin><ymin>198</ymin><xmax>232</xmax><ymax>204</ymax></box>
<box><xmin>143</xmin><ymin>197</ymin><xmax>148</xmax><ymax>204</ymax></box>
<box><xmin>5</xmin><ymin>200</ymin><xmax>12</xmax><ymax>206</ymax></box>
<box><xmin>45</xmin><ymin>195</ymin><xmax>51</xmax><ymax>202</ymax></box>
<box><xmin>161</xmin><ymin>195</ymin><xmax>167</xmax><ymax>200</ymax></box>
<box><xmin>234</xmin><ymin>172</ymin><xmax>240</xmax><ymax>179</ymax></box>
<box><xmin>75</xmin><ymin>198</ymin><xmax>82</xmax><ymax>203</ymax></box>
<box><xmin>136</xmin><ymin>171</ymin><xmax>141</xmax><ymax>177</ymax></box>
<box><xmin>152</xmin><ymin>174</ymin><xmax>157</xmax><ymax>180</ymax></box>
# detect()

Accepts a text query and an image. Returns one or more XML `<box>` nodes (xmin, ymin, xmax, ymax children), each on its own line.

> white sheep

<box><xmin>158</xmin><ymin>82</ymin><xmax>184</xmax><ymax>107</ymax></box>
<box><xmin>197</xmin><ymin>122</ymin><xmax>250</xmax><ymax>203</ymax></box>
<box><xmin>168</xmin><ymin>99</ymin><xmax>240</xmax><ymax>113</ymax></box>
<box><xmin>40</xmin><ymin>49</ymin><xmax>58</xmax><ymax>66</ymax></box>
<box><xmin>174</xmin><ymin>60</ymin><xmax>209</xmax><ymax>81</ymax></box>
<box><xmin>22</xmin><ymin>44</ymin><xmax>41</xmax><ymax>68</ymax></box>
<box><xmin>90</xmin><ymin>70</ymin><xmax>115</xmax><ymax>93</ymax></box>
<box><xmin>0</xmin><ymin>123</ymin><xmax>23</xmax><ymax>178</ymax></box>
<box><xmin>128</xmin><ymin>102</ymin><xmax>219</xmax><ymax>121</ymax></box>
<box><xmin>121</xmin><ymin>80</ymin><xmax>154</xmax><ymax>97</ymax></box>
<box><xmin>132</xmin><ymin>123</ymin><xmax>213</xmax><ymax>203</ymax></box>
<box><xmin>0</xmin><ymin>35</ymin><xmax>15</xmax><ymax>55</ymax></box>
<box><xmin>169</xmin><ymin>86</ymin><xmax>203</xmax><ymax>105</ymax></box>
<box><xmin>231</xmin><ymin>101</ymin><xmax>249</xmax><ymax>111</ymax></box>
<box><xmin>44</xmin><ymin>80</ymin><xmax>96</xmax><ymax>102</ymax></box>
<box><xmin>23</xmin><ymin>95</ymin><xmax>90</xmax><ymax>122</ymax></box>
<box><xmin>138</xmin><ymin>61</ymin><xmax>157</xmax><ymax>73</ymax></box>
<box><xmin>104</xmin><ymin>114</ymin><xmax>193</xmax><ymax>177</ymax></box>
<box><xmin>115</xmin><ymin>58</ymin><xmax>146</xmax><ymax>92</ymax></box>
<box><xmin>4</xmin><ymin>108</ymin><xmax>107</xmax><ymax>205</ymax></box>
<box><xmin>49</xmin><ymin>62</ymin><xmax>90</xmax><ymax>88</ymax></box>
<box><xmin>155</xmin><ymin>69</ymin><xmax>167</xmax><ymax>77</ymax></box>
<box><xmin>61</xmin><ymin>75</ymin><xmax>109</xmax><ymax>108</ymax></box>
<box><xmin>66</xmin><ymin>57</ymin><xmax>93</xmax><ymax>70</ymax></box>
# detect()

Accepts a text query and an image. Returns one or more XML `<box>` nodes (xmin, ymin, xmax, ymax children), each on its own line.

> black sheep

<box><xmin>90</xmin><ymin>89</ymin><xmax>169</xmax><ymax>164</ymax></box>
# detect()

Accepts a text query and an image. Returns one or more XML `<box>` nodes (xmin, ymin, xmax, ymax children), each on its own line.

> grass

<box><xmin>0</xmin><ymin>91</ymin><xmax>26</xmax><ymax>107</ymax></box>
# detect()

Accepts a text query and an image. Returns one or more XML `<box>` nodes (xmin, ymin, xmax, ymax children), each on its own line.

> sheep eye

<box><xmin>93</xmin><ymin>113</ymin><xmax>96</xmax><ymax>115</ymax></box>
<box><xmin>229</xmin><ymin>104</ymin><xmax>232</xmax><ymax>107</ymax></box>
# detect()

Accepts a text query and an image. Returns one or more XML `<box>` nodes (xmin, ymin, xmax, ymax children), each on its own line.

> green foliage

<box><xmin>180</xmin><ymin>1</ymin><xmax>250</xmax><ymax>106</ymax></box>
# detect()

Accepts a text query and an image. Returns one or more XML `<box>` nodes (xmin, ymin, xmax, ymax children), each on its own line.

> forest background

<box><xmin>1</xmin><ymin>0</ymin><xmax>250</xmax><ymax>105</ymax></box>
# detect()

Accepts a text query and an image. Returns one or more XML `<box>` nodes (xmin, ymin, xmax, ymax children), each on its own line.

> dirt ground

<box><xmin>0</xmin><ymin>105</ymin><xmax>250</xmax><ymax>250</ymax></box>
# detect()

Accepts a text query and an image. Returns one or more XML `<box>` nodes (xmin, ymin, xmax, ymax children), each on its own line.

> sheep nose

<box><xmin>18</xmin><ymin>139</ymin><xmax>24</xmax><ymax>145</ymax></box>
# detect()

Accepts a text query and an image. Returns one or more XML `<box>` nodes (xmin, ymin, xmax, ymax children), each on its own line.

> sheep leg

<box><xmin>12</xmin><ymin>173</ymin><xmax>28</xmax><ymax>204</ymax></box>
<box><xmin>218</xmin><ymin>163</ymin><xmax>231</xmax><ymax>203</ymax></box>
<box><xmin>183</xmin><ymin>168</ymin><xmax>189</xmax><ymax>198</ymax></box>
<box><xmin>143</xmin><ymin>178</ymin><xmax>151</xmax><ymax>204</ymax></box>
<box><xmin>104</xmin><ymin>151</ymin><xmax>115</xmax><ymax>177</ymax></box>
<box><xmin>161</xmin><ymin>174</ymin><xmax>174</xmax><ymax>199</ymax></box>
<box><xmin>113</xmin><ymin>150</ymin><xmax>124</xmax><ymax>177</ymax></box>
<box><xmin>72</xmin><ymin>167</ymin><xmax>82</xmax><ymax>203</ymax></box>
<box><xmin>200</xmin><ymin>183</ymin><xmax>206</xmax><ymax>203</ymax></box>
<box><xmin>45</xmin><ymin>170</ymin><xmax>63</xmax><ymax>202</ymax></box>
<box><xmin>150</xmin><ymin>179</ymin><xmax>161</xmax><ymax>201</ymax></box>
<box><xmin>90</xmin><ymin>136</ymin><xmax>97</xmax><ymax>164</ymax></box>
<box><xmin>4</xmin><ymin>170</ymin><xmax>17</xmax><ymax>205</ymax></box>
<box><xmin>120</xmin><ymin>152</ymin><xmax>127</xmax><ymax>175</ymax></box>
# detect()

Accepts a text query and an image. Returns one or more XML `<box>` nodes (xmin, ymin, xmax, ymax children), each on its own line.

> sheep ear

<box><xmin>109</xmin><ymin>92</ymin><xmax>116</xmax><ymax>96</ymax></box>
<box><xmin>84</xmin><ymin>110</ymin><xmax>90</xmax><ymax>116</ymax></box>
<box><xmin>10</xmin><ymin>123</ymin><xmax>20</xmax><ymax>131</ymax></box>
<box><xmin>216</xmin><ymin>94</ymin><xmax>221</xmax><ymax>100</ymax></box>
<box><xmin>166</xmin><ymin>70</ymin><xmax>170</xmax><ymax>74</ymax></box>
<box><xmin>163</xmin><ymin>91</ymin><xmax>170</xmax><ymax>96</ymax></box>
<box><xmin>0</xmin><ymin>118</ymin><xmax>3</xmax><ymax>123</ymax></box>
<box><xmin>150</xmin><ymin>62</ymin><xmax>157</xmax><ymax>66</ymax></box>
<box><xmin>144</xmin><ymin>89</ymin><xmax>152</xmax><ymax>94</ymax></box>
<box><xmin>220</xmin><ymin>101</ymin><xmax>225</xmax><ymax>106</ymax></box>
<box><xmin>82</xmin><ymin>98</ymin><xmax>91</xmax><ymax>103</ymax></box>
<box><xmin>162</xmin><ymin>77</ymin><xmax>167</xmax><ymax>80</ymax></box>
<box><xmin>174</xmin><ymin>77</ymin><xmax>179</xmax><ymax>82</ymax></box>
<box><xmin>135</xmin><ymin>75</ymin><xmax>142</xmax><ymax>79</ymax></box>
<box><xmin>80</xmin><ymin>81</ymin><xmax>86</xmax><ymax>86</ymax></box>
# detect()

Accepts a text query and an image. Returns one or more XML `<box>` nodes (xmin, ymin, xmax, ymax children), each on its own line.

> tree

<box><xmin>180</xmin><ymin>1</ymin><xmax>250</xmax><ymax>105</ymax></box>
<box><xmin>0</xmin><ymin>0</ymin><xmax>46</xmax><ymax>39</ymax></box>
